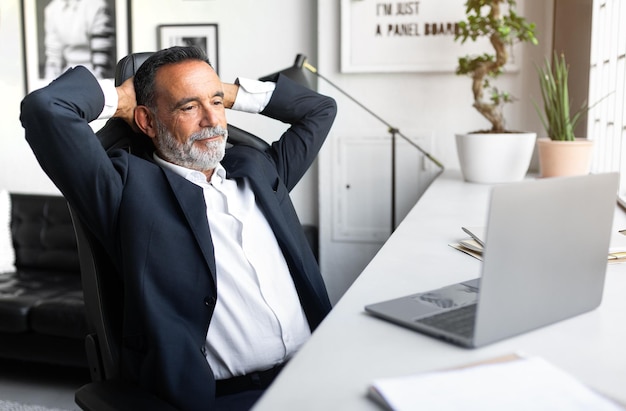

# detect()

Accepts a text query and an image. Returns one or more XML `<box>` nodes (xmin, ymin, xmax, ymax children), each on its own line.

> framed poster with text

<box><xmin>340</xmin><ymin>0</ymin><xmax>521</xmax><ymax>73</ymax></box>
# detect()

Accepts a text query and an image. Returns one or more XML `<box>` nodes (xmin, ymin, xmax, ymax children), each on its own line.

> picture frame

<box><xmin>21</xmin><ymin>0</ymin><xmax>130</xmax><ymax>93</ymax></box>
<box><xmin>340</xmin><ymin>0</ymin><xmax>520</xmax><ymax>73</ymax></box>
<box><xmin>157</xmin><ymin>24</ymin><xmax>219</xmax><ymax>74</ymax></box>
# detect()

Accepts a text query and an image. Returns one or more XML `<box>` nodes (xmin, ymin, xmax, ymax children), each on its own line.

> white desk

<box><xmin>254</xmin><ymin>170</ymin><xmax>626</xmax><ymax>410</ymax></box>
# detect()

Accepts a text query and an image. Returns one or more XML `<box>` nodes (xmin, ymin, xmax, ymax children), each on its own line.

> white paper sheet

<box><xmin>369</xmin><ymin>356</ymin><xmax>624</xmax><ymax>411</ymax></box>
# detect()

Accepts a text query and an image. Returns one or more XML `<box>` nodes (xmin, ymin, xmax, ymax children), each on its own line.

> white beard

<box><xmin>155</xmin><ymin>122</ymin><xmax>228</xmax><ymax>171</ymax></box>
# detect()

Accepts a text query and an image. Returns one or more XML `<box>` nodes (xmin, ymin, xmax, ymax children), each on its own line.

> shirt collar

<box><xmin>153</xmin><ymin>153</ymin><xmax>226</xmax><ymax>186</ymax></box>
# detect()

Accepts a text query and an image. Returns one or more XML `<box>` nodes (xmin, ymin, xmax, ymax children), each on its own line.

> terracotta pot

<box><xmin>455</xmin><ymin>132</ymin><xmax>537</xmax><ymax>184</ymax></box>
<box><xmin>537</xmin><ymin>138</ymin><xmax>594</xmax><ymax>178</ymax></box>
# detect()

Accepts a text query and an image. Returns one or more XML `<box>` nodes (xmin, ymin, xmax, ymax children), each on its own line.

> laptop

<box><xmin>365</xmin><ymin>172</ymin><xmax>619</xmax><ymax>348</ymax></box>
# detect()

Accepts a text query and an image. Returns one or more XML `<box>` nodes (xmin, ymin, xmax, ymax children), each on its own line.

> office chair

<box><xmin>72</xmin><ymin>52</ymin><xmax>272</xmax><ymax>410</ymax></box>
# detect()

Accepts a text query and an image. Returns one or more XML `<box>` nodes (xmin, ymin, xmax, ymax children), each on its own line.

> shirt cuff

<box><xmin>97</xmin><ymin>78</ymin><xmax>118</xmax><ymax>120</ymax></box>
<box><xmin>232</xmin><ymin>78</ymin><xmax>276</xmax><ymax>113</ymax></box>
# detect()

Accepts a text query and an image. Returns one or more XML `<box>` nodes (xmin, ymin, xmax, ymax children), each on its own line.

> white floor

<box><xmin>0</xmin><ymin>360</ymin><xmax>90</xmax><ymax>411</ymax></box>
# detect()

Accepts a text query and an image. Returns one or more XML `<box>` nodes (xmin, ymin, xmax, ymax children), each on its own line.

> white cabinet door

<box><xmin>319</xmin><ymin>133</ymin><xmax>438</xmax><ymax>304</ymax></box>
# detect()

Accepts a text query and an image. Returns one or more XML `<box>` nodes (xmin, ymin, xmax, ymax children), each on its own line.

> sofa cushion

<box><xmin>10</xmin><ymin>194</ymin><xmax>79</xmax><ymax>273</ymax></box>
<box><xmin>31</xmin><ymin>288</ymin><xmax>87</xmax><ymax>339</ymax></box>
<box><xmin>0</xmin><ymin>269</ymin><xmax>80</xmax><ymax>333</ymax></box>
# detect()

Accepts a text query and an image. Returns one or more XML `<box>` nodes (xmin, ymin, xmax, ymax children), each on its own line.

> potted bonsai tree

<box><xmin>454</xmin><ymin>0</ymin><xmax>539</xmax><ymax>183</ymax></box>
<box><xmin>534</xmin><ymin>52</ymin><xmax>594</xmax><ymax>177</ymax></box>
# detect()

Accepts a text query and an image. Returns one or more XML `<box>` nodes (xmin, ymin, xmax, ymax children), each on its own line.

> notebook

<box><xmin>365</xmin><ymin>173</ymin><xmax>619</xmax><ymax>348</ymax></box>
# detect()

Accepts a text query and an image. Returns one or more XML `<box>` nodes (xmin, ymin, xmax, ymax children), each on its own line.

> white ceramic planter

<box><xmin>455</xmin><ymin>132</ymin><xmax>537</xmax><ymax>184</ymax></box>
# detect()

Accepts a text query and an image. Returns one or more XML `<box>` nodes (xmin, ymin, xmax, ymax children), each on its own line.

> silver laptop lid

<box><xmin>474</xmin><ymin>173</ymin><xmax>619</xmax><ymax>347</ymax></box>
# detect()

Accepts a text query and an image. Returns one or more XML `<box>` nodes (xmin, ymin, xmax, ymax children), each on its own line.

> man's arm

<box><xmin>260</xmin><ymin>74</ymin><xmax>337</xmax><ymax>191</ymax></box>
<box><xmin>20</xmin><ymin>66</ymin><xmax>125</xmax><ymax>244</ymax></box>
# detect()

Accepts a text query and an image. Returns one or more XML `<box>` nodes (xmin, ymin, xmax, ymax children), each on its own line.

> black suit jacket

<box><xmin>20</xmin><ymin>66</ymin><xmax>336</xmax><ymax>410</ymax></box>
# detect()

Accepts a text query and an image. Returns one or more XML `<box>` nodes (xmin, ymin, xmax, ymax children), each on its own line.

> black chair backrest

<box><xmin>114</xmin><ymin>52</ymin><xmax>152</xmax><ymax>87</ymax></box>
<box><xmin>71</xmin><ymin>207</ymin><xmax>123</xmax><ymax>381</ymax></box>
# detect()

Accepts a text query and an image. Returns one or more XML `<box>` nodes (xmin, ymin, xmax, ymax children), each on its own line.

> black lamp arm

<box><xmin>299</xmin><ymin>57</ymin><xmax>444</xmax><ymax>170</ymax></box>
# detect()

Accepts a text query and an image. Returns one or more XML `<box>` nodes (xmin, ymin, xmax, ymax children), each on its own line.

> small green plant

<box><xmin>455</xmin><ymin>0</ymin><xmax>538</xmax><ymax>133</ymax></box>
<box><xmin>534</xmin><ymin>53</ymin><xmax>587</xmax><ymax>141</ymax></box>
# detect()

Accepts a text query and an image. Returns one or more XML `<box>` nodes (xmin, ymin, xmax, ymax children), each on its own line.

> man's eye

<box><xmin>181</xmin><ymin>105</ymin><xmax>195</xmax><ymax>111</ymax></box>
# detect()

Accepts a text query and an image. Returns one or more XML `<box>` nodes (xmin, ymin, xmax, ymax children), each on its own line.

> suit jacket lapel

<box><xmin>161</xmin><ymin>167</ymin><xmax>217</xmax><ymax>284</ymax></box>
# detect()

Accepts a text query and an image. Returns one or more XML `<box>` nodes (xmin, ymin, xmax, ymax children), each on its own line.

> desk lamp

<box><xmin>261</xmin><ymin>54</ymin><xmax>444</xmax><ymax>231</ymax></box>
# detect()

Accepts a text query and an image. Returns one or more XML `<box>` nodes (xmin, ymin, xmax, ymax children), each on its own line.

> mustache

<box><xmin>189</xmin><ymin>126</ymin><xmax>228</xmax><ymax>142</ymax></box>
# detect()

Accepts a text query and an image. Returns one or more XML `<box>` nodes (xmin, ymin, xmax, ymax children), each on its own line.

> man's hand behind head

<box><xmin>115</xmin><ymin>76</ymin><xmax>141</xmax><ymax>133</ymax></box>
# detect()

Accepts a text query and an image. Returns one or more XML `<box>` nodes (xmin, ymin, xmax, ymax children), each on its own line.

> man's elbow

<box><xmin>20</xmin><ymin>89</ymin><xmax>51</xmax><ymax>130</ymax></box>
<box><xmin>319</xmin><ymin>95</ymin><xmax>338</xmax><ymax>127</ymax></box>
<box><xmin>324</xmin><ymin>96</ymin><xmax>338</xmax><ymax>121</ymax></box>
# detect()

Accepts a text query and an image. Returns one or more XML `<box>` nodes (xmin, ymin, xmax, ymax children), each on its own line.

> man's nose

<box><xmin>200</xmin><ymin>106</ymin><xmax>220</xmax><ymax>128</ymax></box>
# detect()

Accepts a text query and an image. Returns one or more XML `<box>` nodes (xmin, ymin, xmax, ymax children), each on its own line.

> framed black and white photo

<box><xmin>157</xmin><ymin>24</ymin><xmax>219</xmax><ymax>74</ymax></box>
<box><xmin>21</xmin><ymin>0</ymin><xmax>130</xmax><ymax>93</ymax></box>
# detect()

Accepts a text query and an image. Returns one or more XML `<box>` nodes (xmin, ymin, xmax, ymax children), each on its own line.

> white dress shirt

<box><xmin>99</xmin><ymin>76</ymin><xmax>311</xmax><ymax>380</ymax></box>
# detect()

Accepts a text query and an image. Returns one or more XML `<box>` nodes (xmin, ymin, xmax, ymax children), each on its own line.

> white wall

<box><xmin>316</xmin><ymin>0</ymin><xmax>554</xmax><ymax>303</ymax></box>
<box><xmin>0</xmin><ymin>1</ymin><xmax>55</xmax><ymax>194</ymax></box>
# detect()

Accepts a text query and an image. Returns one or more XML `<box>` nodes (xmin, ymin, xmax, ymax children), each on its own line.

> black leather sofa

<box><xmin>0</xmin><ymin>193</ymin><xmax>88</xmax><ymax>368</ymax></box>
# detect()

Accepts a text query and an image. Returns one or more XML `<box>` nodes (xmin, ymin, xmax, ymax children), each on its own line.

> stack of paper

<box><xmin>449</xmin><ymin>226</ymin><xmax>626</xmax><ymax>263</ymax></box>
<box><xmin>368</xmin><ymin>356</ymin><xmax>624</xmax><ymax>411</ymax></box>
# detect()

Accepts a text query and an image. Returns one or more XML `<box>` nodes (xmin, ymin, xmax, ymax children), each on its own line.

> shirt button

<box><xmin>204</xmin><ymin>296</ymin><xmax>216</xmax><ymax>307</ymax></box>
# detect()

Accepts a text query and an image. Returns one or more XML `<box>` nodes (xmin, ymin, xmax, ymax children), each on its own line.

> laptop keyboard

<box><xmin>414</xmin><ymin>303</ymin><xmax>477</xmax><ymax>339</ymax></box>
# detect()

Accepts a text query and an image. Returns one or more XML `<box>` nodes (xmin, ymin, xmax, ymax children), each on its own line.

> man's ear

<box><xmin>134</xmin><ymin>106</ymin><xmax>157</xmax><ymax>139</ymax></box>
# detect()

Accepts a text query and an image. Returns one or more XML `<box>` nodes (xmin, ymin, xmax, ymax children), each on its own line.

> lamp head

<box><xmin>259</xmin><ymin>54</ymin><xmax>314</xmax><ymax>89</ymax></box>
<box><xmin>293</xmin><ymin>54</ymin><xmax>307</xmax><ymax>69</ymax></box>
